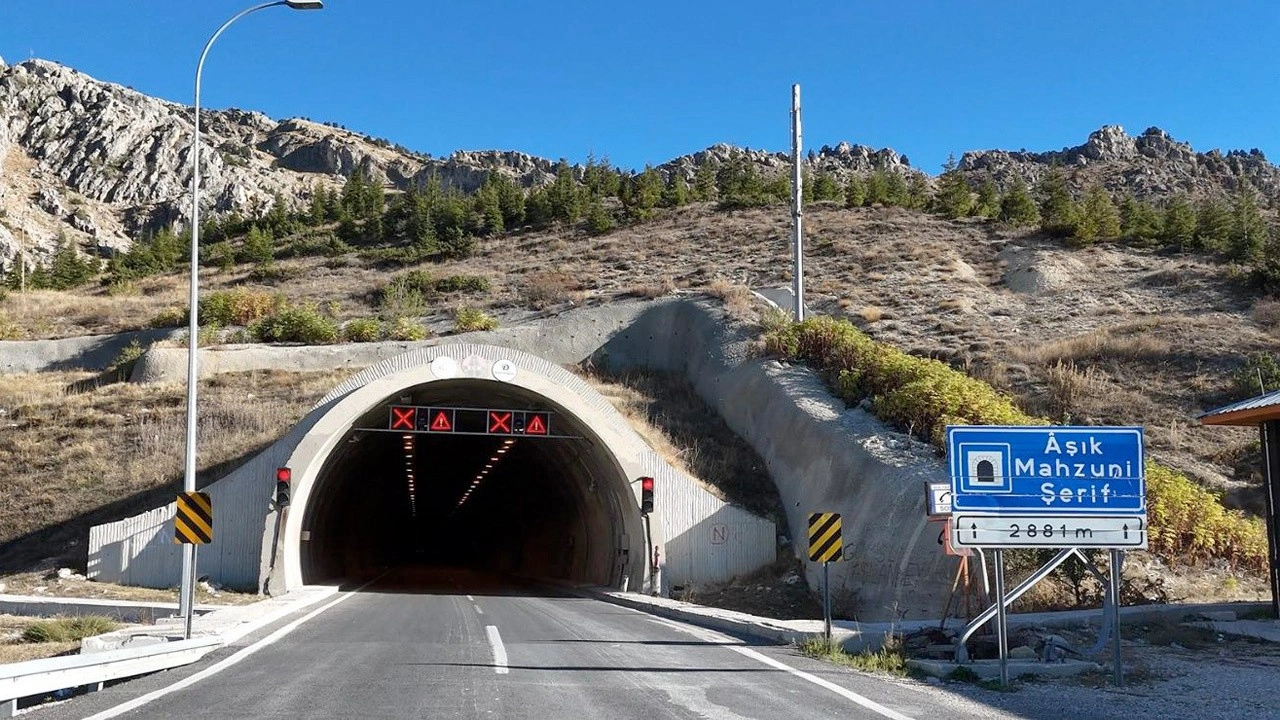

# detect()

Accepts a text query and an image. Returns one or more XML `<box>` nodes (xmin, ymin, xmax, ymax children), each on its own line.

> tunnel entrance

<box><xmin>296</xmin><ymin>379</ymin><xmax>637</xmax><ymax>588</ymax></box>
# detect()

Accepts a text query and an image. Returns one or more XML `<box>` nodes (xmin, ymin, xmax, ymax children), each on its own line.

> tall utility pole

<box><xmin>791</xmin><ymin>84</ymin><xmax>804</xmax><ymax>322</ymax></box>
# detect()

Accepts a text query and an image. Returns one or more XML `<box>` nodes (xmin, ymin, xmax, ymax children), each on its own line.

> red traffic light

<box><xmin>276</xmin><ymin>467</ymin><xmax>292</xmax><ymax>483</ymax></box>
<box><xmin>641</xmin><ymin>477</ymin><xmax>654</xmax><ymax>492</ymax></box>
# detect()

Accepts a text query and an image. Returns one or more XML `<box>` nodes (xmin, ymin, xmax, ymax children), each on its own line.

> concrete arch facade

<box><xmin>89</xmin><ymin>341</ymin><xmax>777</xmax><ymax>596</ymax></box>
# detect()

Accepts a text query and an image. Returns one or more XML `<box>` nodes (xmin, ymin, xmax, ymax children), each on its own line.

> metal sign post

<box><xmin>993</xmin><ymin>549</ymin><xmax>1009</xmax><ymax>687</ymax></box>
<box><xmin>1110</xmin><ymin>549</ymin><xmax>1124</xmax><ymax>686</ymax></box>
<box><xmin>823</xmin><ymin>561</ymin><xmax>832</xmax><ymax>643</ymax></box>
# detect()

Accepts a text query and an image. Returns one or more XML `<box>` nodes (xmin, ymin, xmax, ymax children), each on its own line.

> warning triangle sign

<box><xmin>526</xmin><ymin>414</ymin><xmax>548</xmax><ymax>436</ymax></box>
<box><xmin>430</xmin><ymin>410</ymin><xmax>453</xmax><ymax>432</ymax></box>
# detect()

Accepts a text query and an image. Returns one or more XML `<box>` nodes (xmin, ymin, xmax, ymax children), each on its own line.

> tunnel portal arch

<box><xmin>270</xmin><ymin>344</ymin><xmax>653</xmax><ymax>594</ymax></box>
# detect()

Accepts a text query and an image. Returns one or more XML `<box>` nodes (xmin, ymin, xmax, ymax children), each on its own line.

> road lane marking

<box><xmin>467</xmin><ymin>595</ymin><xmax>475</xmax><ymax>601</ymax></box>
<box><xmin>84</xmin><ymin>576</ymin><xmax>384</xmax><ymax>720</ymax></box>
<box><xmin>642</xmin><ymin>614</ymin><xmax>916</xmax><ymax>720</ymax></box>
<box><xmin>485</xmin><ymin>625</ymin><xmax>509</xmax><ymax>675</ymax></box>
<box><xmin>474</xmin><ymin>604</ymin><xmax>485</xmax><ymax>615</ymax></box>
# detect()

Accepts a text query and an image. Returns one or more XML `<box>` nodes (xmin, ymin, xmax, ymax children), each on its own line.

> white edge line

<box><xmin>83</xmin><ymin>577</ymin><xmax>382</xmax><ymax>720</ymax></box>
<box><xmin>485</xmin><ymin>625</ymin><xmax>508</xmax><ymax>675</ymax></box>
<box><xmin>641</xmin><ymin>613</ymin><xmax>915</xmax><ymax>720</ymax></box>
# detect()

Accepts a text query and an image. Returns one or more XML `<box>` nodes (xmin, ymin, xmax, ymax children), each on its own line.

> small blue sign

<box><xmin>947</xmin><ymin>426</ymin><xmax>1145</xmax><ymax>515</ymax></box>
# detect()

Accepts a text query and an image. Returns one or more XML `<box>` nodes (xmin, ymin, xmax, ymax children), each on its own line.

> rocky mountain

<box><xmin>959</xmin><ymin>125</ymin><xmax>1280</xmax><ymax>202</ymax></box>
<box><xmin>0</xmin><ymin>59</ymin><xmax>558</xmax><ymax>268</ymax></box>
<box><xmin>3</xmin><ymin>57</ymin><xmax>1280</xmax><ymax>274</ymax></box>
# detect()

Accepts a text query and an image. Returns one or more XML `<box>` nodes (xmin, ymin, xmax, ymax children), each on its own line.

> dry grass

<box><xmin>1251</xmin><ymin>297</ymin><xmax>1280</xmax><ymax>331</ymax></box>
<box><xmin>1042</xmin><ymin>361</ymin><xmax>1111</xmax><ymax>420</ymax></box>
<box><xmin>705</xmin><ymin>279</ymin><xmax>755</xmax><ymax>318</ymax></box>
<box><xmin>628</xmin><ymin>277</ymin><xmax>678</xmax><ymax>300</ymax></box>
<box><xmin>0</xmin><ymin>571</ymin><xmax>259</xmax><ymax>605</ymax></box>
<box><xmin>580</xmin><ymin>366</ymin><xmax>783</xmax><ymax>525</ymax></box>
<box><xmin>522</xmin><ymin>269</ymin><xmax>583</xmax><ymax>309</ymax></box>
<box><xmin>0</xmin><ymin>369</ymin><xmax>353</xmax><ymax>573</ymax></box>
<box><xmin>1011</xmin><ymin>325</ymin><xmax>1171</xmax><ymax>366</ymax></box>
<box><xmin>0</xmin><ymin>614</ymin><xmax>81</xmax><ymax>663</ymax></box>
<box><xmin>856</xmin><ymin>305</ymin><xmax>885</xmax><ymax>323</ymax></box>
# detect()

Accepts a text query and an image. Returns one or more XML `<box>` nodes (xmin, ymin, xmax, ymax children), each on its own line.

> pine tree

<box><xmin>972</xmin><ymin>176</ymin><xmax>999</xmax><ymax>219</ymax></box>
<box><xmin>998</xmin><ymin>177</ymin><xmax>1039</xmax><ymax>226</ymax></box>
<box><xmin>883</xmin><ymin>171</ymin><xmax>909</xmax><ymax>208</ymax></box>
<box><xmin>1119</xmin><ymin>197</ymin><xmax>1161</xmax><ymax>244</ymax></box>
<box><xmin>242</xmin><ymin>225</ymin><xmax>275</xmax><ymax>265</ymax></box>
<box><xmin>1035</xmin><ymin>169</ymin><xmax>1078</xmax><ymax>237</ymax></box>
<box><xmin>933</xmin><ymin>154</ymin><xmax>972</xmax><ymax>219</ymax></box>
<box><xmin>663</xmin><ymin>172</ymin><xmax>690</xmax><ymax>207</ymax></box>
<box><xmin>46</xmin><ymin>234</ymin><xmax>97</xmax><ymax>289</ymax></box>
<box><xmin>1159</xmin><ymin>196</ymin><xmax>1197</xmax><ymax>250</ymax></box>
<box><xmin>692</xmin><ymin>161</ymin><xmax>717</xmax><ymax>202</ymax></box>
<box><xmin>1074</xmin><ymin>186</ymin><xmax>1121</xmax><ymax>244</ymax></box>
<box><xmin>812</xmin><ymin>172</ymin><xmax>842</xmax><ymax>203</ymax></box>
<box><xmin>1195</xmin><ymin>198</ymin><xmax>1232</xmax><ymax>251</ymax></box>
<box><xmin>546</xmin><ymin>159</ymin><xmax>583</xmax><ymax>223</ymax></box>
<box><xmin>1228</xmin><ymin>185</ymin><xmax>1267</xmax><ymax>263</ymax></box>
<box><xmin>864</xmin><ymin>170</ymin><xmax>889</xmax><ymax>206</ymax></box>
<box><xmin>844</xmin><ymin>175</ymin><xmax>867</xmax><ymax>208</ymax></box>
<box><xmin>308</xmin><ymin>182</ymin><xmax>328</xmax><ymax>226</ymax></box>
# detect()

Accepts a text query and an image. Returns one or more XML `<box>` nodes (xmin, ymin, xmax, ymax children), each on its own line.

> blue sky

<box><xmin>2</xmin><ymin>1</ymin><xmax>1277</xmax><ymax>175</ymax></box>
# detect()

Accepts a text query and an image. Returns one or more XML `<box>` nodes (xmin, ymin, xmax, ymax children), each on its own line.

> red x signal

<box><xmin>488</xmin><ymin>411</ymin><xmax>512</xmax><ymax>434</ymax></box>
<box><xmin>390</xmin><ymin>406</ymin><xmax>416</xmax><ymax>430</ymax></box>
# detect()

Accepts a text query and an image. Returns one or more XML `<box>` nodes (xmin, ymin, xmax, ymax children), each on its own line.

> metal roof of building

<box><xmin>1199</xmin><ymin>389</ymin><xmax>1280</xmax><ymax>426</ymax></box>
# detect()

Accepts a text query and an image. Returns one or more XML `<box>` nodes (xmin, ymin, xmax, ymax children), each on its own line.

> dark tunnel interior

<box><xmin>298</xmin><ymin>380</ymin><xmax>638</xmax><ymax>588</ymax></box>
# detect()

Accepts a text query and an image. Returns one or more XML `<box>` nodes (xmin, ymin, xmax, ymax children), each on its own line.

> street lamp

<box><xmin>181</xmin><ymin>0</ymin><xmax>322</xmax><ymax>638</ymax></box>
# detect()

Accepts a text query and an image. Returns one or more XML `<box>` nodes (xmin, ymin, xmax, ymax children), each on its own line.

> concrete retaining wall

<box><xmin>594</xmin><ymin>300</ymin><xmax>955</xmax><ymax>622</ymax></box>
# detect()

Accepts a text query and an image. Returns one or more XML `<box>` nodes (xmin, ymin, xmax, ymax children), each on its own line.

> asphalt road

<box><xmin>47</xmin><ymin>569</ymin><xmax>1013</xmax><ymax>720</ymax></box>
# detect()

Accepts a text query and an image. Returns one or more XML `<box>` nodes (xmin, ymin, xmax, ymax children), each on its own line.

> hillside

<box><xmin>1</xmin><ymin>57</ymin><xmax>1279</xmax><ymax>598</ymax></box>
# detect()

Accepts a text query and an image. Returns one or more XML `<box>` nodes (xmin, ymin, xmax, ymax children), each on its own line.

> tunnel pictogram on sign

<box><xmin>807</xmin><ymin>512</ymin><xmax>843</xmax><ymax>562</ymax></box>
<box><xmin>174</xmin><ymin>491</ymin><xmax>213</xmax><ymax>544</ymax></box>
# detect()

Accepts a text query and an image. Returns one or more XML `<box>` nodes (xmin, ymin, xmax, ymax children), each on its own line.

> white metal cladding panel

<box><xmin>646</xmin><ymin>456</ymin><xmax>776</xmax><ymax>587</ymax></box>
<box><xmin>87</xmin><ymin>505</ymin><xmax>176</xmax><ymax>588</ymax></box>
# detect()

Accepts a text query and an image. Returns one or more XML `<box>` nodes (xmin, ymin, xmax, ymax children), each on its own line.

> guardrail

<box><xmin>1</xmin><ymin>636</ymin><xmax>222</xmax><ymax>718</ymax></box>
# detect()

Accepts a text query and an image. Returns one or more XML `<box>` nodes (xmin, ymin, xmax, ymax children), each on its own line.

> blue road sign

<box><xmin>947</xmin><ymin>426</ymin><xmax>1145</xmax><ymax>515</ymax></box>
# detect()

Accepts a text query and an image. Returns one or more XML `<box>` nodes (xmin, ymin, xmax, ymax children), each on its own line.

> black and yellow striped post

<box><xmin>808</xmin><ymin>512</ymin><xmax>843</xmax><ymax>642</ymax></box>
<box><xmin>174</xmin><ymin>491</ymin><xmax>213</xmax><ymax>545</ymax></box>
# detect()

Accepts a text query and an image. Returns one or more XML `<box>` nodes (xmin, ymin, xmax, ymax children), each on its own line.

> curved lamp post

<box><xmin>181</xmin><ymin>0</ymin><xmax>322</xmax><ymax>637</ymax></box>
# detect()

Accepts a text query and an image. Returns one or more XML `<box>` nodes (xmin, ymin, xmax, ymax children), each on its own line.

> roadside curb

<box><xmin>574</xmin><ymin>586</ymin><xmax>1274</xmax><ymax>654</ymax></box>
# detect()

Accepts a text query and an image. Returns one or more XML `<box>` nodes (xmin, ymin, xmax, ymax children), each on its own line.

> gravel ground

<box><xmin>890</xmin><ymin>623</ymin><xmax>1280</xmax><ymax>720</ymax></box>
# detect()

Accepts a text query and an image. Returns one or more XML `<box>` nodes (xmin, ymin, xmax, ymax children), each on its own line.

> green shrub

<box><xmin>387</xmin><ymin>317</ymin><xmax>429</xmax><ymax>341</ymax></box>
<box><xmin>200</xmin><ymin>289</ymin><xmax>280</xmax><ymax>326</ymax></box>
<box><xmin>109</xmin><ymin>339</ymin><xmax>146</xmax><ymax>374</ymax></box>
<box><xmin>149</xmin><ymin>306</ymin><xmax>188</xmax><ymax>328</ymax></box>
<box><xmin>765</xmin><ymin>315</ymin><xmax>1268</xmax><ymax>573</ymax></box>
<box><xmin>22</xmin><ymin>616</ymin><xmax>118</xmax><ymax>643</ymax></box>
<box><xmin>342</xmin><ymin>317</ymin><xmax>382</xmax><ymax>343</ymax></box>
<box><xmin>1232</xmin><ymin>352</ymin><xmax>1280</xmax><ymax>399</ymax></box>
<box><xmin>435</xmin><ymin>274</ymin><xmax>491</xmax><ymax>294</ymax></box>
<box><xmin>250</xmin><ymin>305</ymin><xmax>339</xmax><ymax>344</ymax></box>
<box><xmin>453</xmin><ymin>307</ymin><xmax>498</xmax><ymax>333</ymax></box>
<box><xmin>248</xmin><ymin>262</ymin><xmax>296</xmax><ymax>283</ymax></box>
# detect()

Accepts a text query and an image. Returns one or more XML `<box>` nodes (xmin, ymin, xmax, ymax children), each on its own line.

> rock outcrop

<box><xmin>958</xmin><ymin>125</ymin><xmax>1279</xmax><ymax>201</ymax></box>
